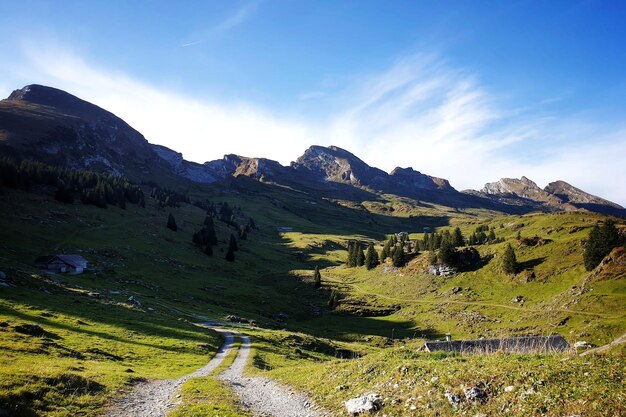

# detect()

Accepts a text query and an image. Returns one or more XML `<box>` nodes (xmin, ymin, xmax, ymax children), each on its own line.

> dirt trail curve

<box><xmin>580</xmin><ymin>332</ymin><xmax>626</xmax><ymax>356</ymax></box>
<box><xmin>219</xmin><ymin>334</ymin><xmax>329</xmax><ymax>417</ymax></box>
<box><xmin>104</xmin><ymin>330</ymin><xmax>235</xmax><ymax>417</ymax></box>
<box><xmin>104</xmin><ymin>325</ymin><xmax>331</xmax><ymax>417</ymax></box>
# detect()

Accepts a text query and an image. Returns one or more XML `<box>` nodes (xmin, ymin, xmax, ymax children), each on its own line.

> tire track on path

<box><xmin>104</xmin><ymin>330</ymin><xmax>234</xmax><ymax>417</ymax></box>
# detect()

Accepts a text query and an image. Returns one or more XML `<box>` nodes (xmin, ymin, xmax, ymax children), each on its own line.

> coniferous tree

<box><xmin>225</xmin><ymin>246</ymin><xmax>235</xmax><ymax>262</ymax></box>
<box><xmin>356</xmin><ymin>243</ymin><xmax>365</xmax><ymax>267</ymax></box>
<box><xmin>488</xmin><ymin>229</ymin><xmax>496</xmax><ymax>243</ymax></box>
<box><xmin>346</xmin><ymin>241</ymin><xmax>355</xmax><ymax>267</ymax></box>
<box><xmin>204</xmin><ymin>244</ymin><xmax>213</xmax><ymax>256</ymax></box>
<box><xmin>453</xmin><ymin>227</ymin><xmax>464</xmax><ymax>247</ymax></box>
<box><xmin>167</xmin><ymin>213</ymin><xmax>178</xmax><ymax>231</ymax></box>
<box><xmin>228</xmin><ymin>234</ymin><xmax>238</xmax><ymax>252</ymax></box>
<box><xmin>313</xmin><ymin>265</ymin><xmax>321</xmax><ymax>288</ymax></box>
<box><xmin>365</xmin><ymin>243</ymin><xmax>379</xmax><ymax>270</ymax></box>
<box><xmin>392</xmin><ymin>244</ymin><xmax>405</xmax><ymax>267</ymax></box>
<box><xmin>502</xmin><ymin>243</ymin><xmax>517</xmax><ymax>274</ymax></box>
<box><xmin>438</xmin><ymin>239</ymin><xmax>457</xmax><ymax>265</ymax></box>
<box><xmin>584</xmin><ymin>220</ymin><xmax>622</xmax><ymax>270</ymax></box>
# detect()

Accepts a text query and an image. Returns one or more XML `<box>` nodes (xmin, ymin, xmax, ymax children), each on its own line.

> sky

<box><xmin>0</xmin><ymin>0</ymin><xmax>625</xmax><ymax>204</ymax></box>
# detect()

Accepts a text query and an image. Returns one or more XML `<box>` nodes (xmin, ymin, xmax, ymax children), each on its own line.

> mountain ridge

<box><xmin>1</xmin><ymin>84</ymin><xmax>623</xmax><ymax>217</ymax></box>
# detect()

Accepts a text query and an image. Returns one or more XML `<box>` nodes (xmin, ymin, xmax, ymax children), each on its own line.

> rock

<box><xmin>335</xmin><ymin>384</ymin><xmax>349</xmax><ymax>391</ymax></box>
<box><xmin>14</xmin><ymin>323</ymin><xmax>45</xmax><ymax>336</ymax></box>
<box><xmin>511</xmin><ymin>295</ymin><xmax>525</xmax><ymax>303</ymax></box>
<box><xmin>573</xmin><ymin>341</ymin><xmax>592</xmax><ymax>349</ymax></box>
<box><xmin>504</xmin><ymin>385</ymin><xmax>515</xmax><ymax>393</ymax></box>
<box><xmin>344</xmin><ymin>393</ymin><xmax>382</xmax><ymax>415</ymax></box>
<box><xmin>464</xmin><ymin>386</ymin><xmax>488</xmax><ymax>403</ymax></box>
<box><xmin>127</xmin><ymin>296</ymin><xmax>142</xmax><ymax>307</ymax></box>
<box><xmin>445</xmin><ymin>393</ymin><xmax>462</xmax><ymax>407</ymax></box>
<box><xmin>428</xmin><ymin>264</ymin><xmax>456</xmax><ymax>276</ymax></box>
<box><xmin>0</xmin><ymin>271</ymin><xmax>6</xmax><ymax>279</ymax></box>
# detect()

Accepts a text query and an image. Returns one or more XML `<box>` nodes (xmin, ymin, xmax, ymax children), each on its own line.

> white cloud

<box><xmin>2</xmin><ymin>42</ymin><xmax>625</xmax><ymax>206</ymax></box>
<box><xmin>182</xmin><ymin>2</ymin><xmax>258</xmax><ymax>47</ymax></box>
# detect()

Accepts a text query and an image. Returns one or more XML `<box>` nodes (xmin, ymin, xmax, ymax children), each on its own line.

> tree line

<box><xmin>0</xmin><ymin>157</ymin><xmax>145</xmax><ymax>209</ymax></box>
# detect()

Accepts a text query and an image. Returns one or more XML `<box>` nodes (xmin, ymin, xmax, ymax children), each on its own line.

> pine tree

<box><xmin>365</xmin><ymin>243</ymin><xmax>379</xmax><ymax>270</ymax></box>
<box><xmin>225</xmin><ymin>246</ymin><xmax>235</xmax><ymax>262</ymax></box>
<box><xmin>204</xmin><ymin>244</ymin><xmax>213</xmax><ymax>256</ymax></box>
<box><xmin>167</xmin><ymin>213</ymin><xmax>178</xmax><ymax>231</ymax></box>
<box><xmin>392</xmin><ymin>244</ymin><xmax>405</xmax><ymax>267</ymax></box>
<box><xmin>439</xmin><ymin>239</ymin><xmax>456</xmax><ymax>265</ymax></box>
<box><xmin>313</xmin><ymin>265</ymin><xmax>321</xmax><ymax>288</ymax></box>
<box><xmin>502</xmin><ymin>243</ymin><xmax>517</xmax><ymax>274</ymax></box>
<box><xmin>452</xmin><ymin>227</ymin><xmax>463</xmax><ymax>247</ymax></box>
<box><xmin>583</xmin><ymin>220</ymin><xmax>622</xmax><ymax>271</ymax></box>
<box><xmin>346</xmin><ymin>241</ymin><xmax>355</xmax><ymax>267</ymax></box>
<box><xmin>228</xmin><ymin>234</ymin><xmax>238</xmax><ymax>252</ymax></box>
<box><xmin>356</xmin><ymin>243</ymin><xmax>365</xmax><ymax>267</ymax></box>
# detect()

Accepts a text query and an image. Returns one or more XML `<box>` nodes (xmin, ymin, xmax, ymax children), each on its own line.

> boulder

<box><xmin>573</xmin><ymin>341</ymin><xmax>592</xmax><ymax>349</ymax></box>
<box><xmin>0</xmin><ymin>271</ymin><xmax>6</xmax><ymax>279</ymax></box>
<box><xmin>464</xmin><ymin>386</ymin><xmax>488</xmax><ymax>403</ymax></box>
<box><xmin>344</xmin><ymin>393</ymin><xmax>382</xmax><ymax>415</ymax></box>
<box><xmin>445</xmin><ymin>393</ymin><xmax>462</xmax><ymax>407</ymax></box>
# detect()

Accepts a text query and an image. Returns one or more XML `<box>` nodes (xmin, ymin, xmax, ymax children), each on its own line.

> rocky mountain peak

<box><xmin>545</xmin><ymin>180</ymin><xmax>624</xmax><ymax>212</ymax></box>
<box><xmin>292</xmin><ymin>145</ymin><xmax>384</xmax><ymax>186</ymax></box>
<box><xmin>7</xmin><ymin>84</ymin><xmax>110</xmax><ymax>122</ymax></box>
<box><xmin>389</xmin><ymin>167</ymin><xmax>454</xmax><ymax>191</ymax></box>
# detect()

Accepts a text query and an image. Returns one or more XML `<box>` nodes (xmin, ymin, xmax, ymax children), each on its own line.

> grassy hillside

<box><xmin>0</xmin><ymin>177</ymin><xmax>624</xmax><ymax>416</ymax></box>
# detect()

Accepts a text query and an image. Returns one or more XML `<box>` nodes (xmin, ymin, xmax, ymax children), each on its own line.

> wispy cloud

<box><xmin>182</xmin><ymin>2</ymin><xmax>258</xmax><ymax>47</ymax></box>
<box><xmin>2</xmin><ymin>42</ymin><xmax>625</xmax><ymax>205</ymax></box>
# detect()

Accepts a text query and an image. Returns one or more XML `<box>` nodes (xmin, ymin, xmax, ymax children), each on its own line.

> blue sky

<box><xmin>1</xmin><ymin>1</ymin><xmax>625</xmax><ymax>204</ymax></box>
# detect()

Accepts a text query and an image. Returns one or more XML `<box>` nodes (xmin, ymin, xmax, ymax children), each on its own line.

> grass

<box><xmin>265</xmin><ymin>340</ymin><xmax>626</xmax><ymax>417</ymax></box>
<box><xmin>169</xmin><ymin>337</ymin><xmax>251</xmax><ymax>417</ymax></box>
<box><xmin>0</xmin><ymin>178</ymin><xmax>624</xmax><ymax>416</ymax></box>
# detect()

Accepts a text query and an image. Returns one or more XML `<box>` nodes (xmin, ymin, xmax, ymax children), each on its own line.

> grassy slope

<box><xmin>0</xmin><ymin>178</ymin><xmax>624</xmax><ymax>417</ymax></box>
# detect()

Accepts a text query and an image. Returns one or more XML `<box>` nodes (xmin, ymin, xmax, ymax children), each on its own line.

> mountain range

<box><xmin>1</xmin><ymin>84</ymin><xmax>624</xmax><ymax>217</ymax></box>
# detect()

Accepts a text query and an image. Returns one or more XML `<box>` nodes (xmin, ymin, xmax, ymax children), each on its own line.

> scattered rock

<box><xmin>14</xmin><ymin>323</ymin><xmax>45</xmax><ymax>336</ymax></box>
<box><xmin>574</xmin><ymin>341</ymin><xmax>592</xmax><ymax>349</ymax></box>
<box><xmin>127</xmin><ymin>296</ymin><xmax>142</xmax><ymax>307</ymax></box>
<box><xmin>464</xmin><ymin>386</ymin><xmax>488</xmax><ymax>403</ymax></box>
<box><xmin>445</xmin><ymin>393</ymin><xmax>462</xmax><ymax>407</ymax></box>
<box><xmin>428</xmin><ymin>264</ymin><xmax>457</xmax><ymax>276</ymax></box>
<box><xmin>504</xmin><ymin>385</ymin><xmax>515</xmax><ymax>393</ymax></box>
<box><xmin>344</xmin><ymin>393</ymin><xmax>382</xmax><ymax>415</ymax></box>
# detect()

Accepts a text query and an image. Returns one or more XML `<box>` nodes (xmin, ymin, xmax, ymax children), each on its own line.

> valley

<box><xmin>0</xmin><ymin>85</ymin><xmax>624</xmax><ymax>417</ymax></box>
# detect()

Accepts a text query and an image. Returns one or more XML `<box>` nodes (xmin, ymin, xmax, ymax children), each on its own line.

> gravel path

<box><xmin>103</xmin><ymin>331</ymin><xmax>235</xmax><ymax>417</ymax></box>
<box><xmin>580</xmin><ymin>332</ymin><xmax>626</xmax><ymax>356</ymax></box>
<box><xmin>218</xmin><ymin>334</ymin><xmax>329</xmax><ymax>417</ymax></box>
